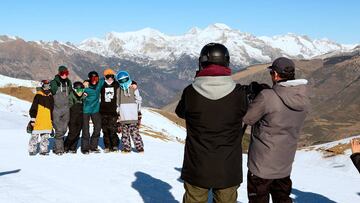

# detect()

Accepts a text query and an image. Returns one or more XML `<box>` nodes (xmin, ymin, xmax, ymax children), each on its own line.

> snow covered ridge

<box><xmin>78</xmin><ymin>23</ymin><xmax>357</xmax><ymax>66</ymax></box>
<box><xmin>0</xmin><ymin>74</ymin><xmax>38</xmax><ymax>88</ymax></box>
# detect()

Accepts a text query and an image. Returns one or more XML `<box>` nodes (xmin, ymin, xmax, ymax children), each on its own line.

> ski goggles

<box><xmin>59</xmin><ymin>70</ymin><xmax>69</xmax><ymax>77</ymax></box>
<box><xmin>118</xmin><ymin>77</ymin><xmax>129</xmax><ymax>84</ymax></box>
<box><xmin>90</xmin><ymin>76</ymin><xmax>99</xmax><ymax>84</ymax></box>
<box><xmin>74</xmin><ymin>87</ymin><xmax>84</xmax><ymax>93</ymax></box>
<box><xmin>105</xmin><ymin>74</ymin><xmax>115</xmax><ymax>79</ymax></box>
<box><xmin>42</xmin><ymin>83</ymin><xmax>51</xmax><ymax>90</ymax></box>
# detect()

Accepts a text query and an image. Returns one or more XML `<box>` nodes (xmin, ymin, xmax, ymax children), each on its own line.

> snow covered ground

<box><xmin>0</xmin><ymin>93</ymin><xmax>359</xmax><ymax>203</ymax></box>
<box><xmin>0</xmin><ymin>74</ymin><xmax>38</xmax><ymax>88</ymax></box>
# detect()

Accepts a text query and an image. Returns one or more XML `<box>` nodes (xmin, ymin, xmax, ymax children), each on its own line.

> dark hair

<box><xmin>278</xmin><ymin>71</ymin><xmax>295</xmax><ymax>80</ymax></box>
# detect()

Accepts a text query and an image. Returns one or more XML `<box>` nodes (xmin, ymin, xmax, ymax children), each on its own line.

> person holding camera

<box><xmin>243</xmin><ymin>57</ymin><xmax>310</xmax><ymax>203</ymax></box>
<box><xmin>176</xmin><ymin>43</ymin><xmax>248</xmax><ymax>203</ymax></box>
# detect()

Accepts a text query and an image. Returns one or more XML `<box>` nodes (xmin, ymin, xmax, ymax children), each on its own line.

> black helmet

<box><xmin>73</xmin><ymin>81</ymin><xmax>84</xmax><ymax>89</ymax></box>
<box><xmin>199</xmin><ymin>43</ymin><xmax>230</xmax><ymax>69</ymax></box>
<box><xmin>88</xmin><ymin>71</ymin><xmax>99</xmax><ymax>79</ymax></box>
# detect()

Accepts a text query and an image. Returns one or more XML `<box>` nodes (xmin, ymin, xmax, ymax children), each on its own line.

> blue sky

<box><xmin>0</xmin><ymin>0</ymin><xmax>359</xmax><ymax>44</ymax></box>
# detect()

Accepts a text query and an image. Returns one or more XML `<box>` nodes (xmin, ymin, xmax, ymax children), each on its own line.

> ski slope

<box><xmin>0</xmin><ymin>93</ymin><xmax>359</xmax><ymax>203</ymax></box>
<box><xmin>0</xmin><ymin>74</ymin><xmax>38</xmax><ymax>88</ymax></box>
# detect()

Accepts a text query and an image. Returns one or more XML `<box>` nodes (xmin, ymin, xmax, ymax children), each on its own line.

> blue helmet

<box><xmin>116</xmin><ymin>71</ymin><xmax>132</xmax><ymax>90</ymax></box>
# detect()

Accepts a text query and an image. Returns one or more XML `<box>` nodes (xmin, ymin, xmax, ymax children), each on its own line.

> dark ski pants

<box><xmin>52</xmin><ymin>109</ymin><xmax>70</xmax><ymax>153</ymax></box>
<box><xmin>101</xmin><ymin>114</ymin><xmax>119</xmax><ymax>150</ymax></box>
<box><xmin>121</xmin><ymin>123</ymin><xmax>144</xmax><ymax>152</ymax></box>
<box><xmin>81</xmin><ymin>112</ymin><xmax>101</xmax><ymax>151</ymax></box>
<box><xmin>64</xmin><ymin>112</ymin><xmax>83</xmax><ymax>152</ymax></box>
<box><xmin>183</xmin><ymin>181</ymin><xmax>239</xmax><ymax>203</ymax></box>
<box><xmin>247</xmin><ymin>171</ymin><xmax>292</xmax><ymax>203</ymax></box>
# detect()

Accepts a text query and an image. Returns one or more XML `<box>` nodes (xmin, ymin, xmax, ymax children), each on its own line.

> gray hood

<box><xmin>273</xmin><ymin>79</ymin><xmax>309</xmax><ymax>111</ymax></box>
<box><xmin>192</xmin><ymin>76</ymin><xmax>236</xmax><ymax>100</ymax></box>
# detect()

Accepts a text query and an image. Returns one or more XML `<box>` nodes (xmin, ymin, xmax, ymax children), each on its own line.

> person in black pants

<box><xmin>64</xmin><ymin>81</ymin><xmax>85</xmax><ymax>153</ymax></box>
<box><xmin>350</xmin><ymin>138</ymin><xmax>360</xmax><ymax>173</ymax></box>
<box><xmin>81</xmin><ymin>71</ymin><xmax>104</xmax><ymax>154</ymax></box>
<box><xmin>100</xmin><ymin>69</ymin><xmax>120</xmax><ymax>153</ymax></box>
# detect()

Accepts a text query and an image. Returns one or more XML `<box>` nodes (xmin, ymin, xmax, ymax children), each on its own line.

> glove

<box><xmin>50</xmin><ymin>129</ymin><xmax>55</xmax><ymax>138</ymax></box>
<box><xmin>26</xmin><ymin>121</ymin><xmax>34</xmax><ymax>134</ymax></box>
<box><xmin>117</xmin><ymin>122</ymin><xmax>122</xmax><ymax>134</ymax></box>
<box><xmin>138</xmin><ymin>112</ymin><xmax>142</xmax><ymax>127</ymax></box>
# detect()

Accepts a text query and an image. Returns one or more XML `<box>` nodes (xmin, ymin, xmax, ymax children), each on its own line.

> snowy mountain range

<box><xmin>0</xmin><ymin>23</ymin><xmax>358</xmax><ymax>107</ymax></box>
<box><xmin>79</xmin><ymin>23</ymin><xmax>356</xmax><ymax>67</ymax></box>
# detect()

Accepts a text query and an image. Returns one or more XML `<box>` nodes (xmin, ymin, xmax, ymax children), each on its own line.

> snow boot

<box><xmin>112</xmin><ymin>147</ymin><xmax>119</xmax><ymax>152</ymax></box>
<box><xmin>90</xmin><ymin>148</ymin><xmax>101</xmax><ymax>153</ymax></box>
<box><xmin>81</xmin><ymin>150</ymin><xmax>90</xmax><ymax>155</ymax></box>
<box><xmin>29</xmin><ymin>152</ymin><xmax>37</xmax><ymax>156</ymax></box>
<box><xmin>40</xmin><ymin>152</ymin><xmax>49</xmax><ymax>156</ymax></box>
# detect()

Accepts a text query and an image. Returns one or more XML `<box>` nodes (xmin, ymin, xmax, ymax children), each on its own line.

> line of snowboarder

<box><xmin>27</xmin><ymin>67</ymin><xmax>144</xmax><ymax>155</ymax></box>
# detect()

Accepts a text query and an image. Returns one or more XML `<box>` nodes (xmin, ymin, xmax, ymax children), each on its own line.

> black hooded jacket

<box><xmin>176</xmin><ymin>74</ymin><xmax>248</xmax><ymax>188</ymax></box>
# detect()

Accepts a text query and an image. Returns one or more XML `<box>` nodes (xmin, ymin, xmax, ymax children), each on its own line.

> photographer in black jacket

<box><xmin>176</xmin><ymin>43</ymin><xmax>248</xmax><ymax>203</ymax></box>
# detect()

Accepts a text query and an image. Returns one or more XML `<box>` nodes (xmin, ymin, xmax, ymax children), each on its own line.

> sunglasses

<box><xmin>118</xmin><ymin>77</ymin><xmax>129</xmax><ymax>84</ymax></box>
<box><xmin>59</xmin><ymin>70</ymin><xmax>69</xmax><ymax>77</ymax></box>
<box><xmin>269</xmin><ymin>70</ymin><xmax>275</xmax><ymax>75</ymax></box>
<box><xmin>105</xmin><ymin>74</ymin><xmax>115</xmax><ymax>79</ymax></box>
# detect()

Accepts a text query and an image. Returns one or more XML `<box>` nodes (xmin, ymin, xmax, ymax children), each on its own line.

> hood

<box><xmin>192</xmin><ymin>76</ymin><xmax>236</xmax><ymax>100</ymax></box>
<box><xmin>273</xmin><ymin>79</ymin><xmax>309</xmax><ymax>111</ymax></box>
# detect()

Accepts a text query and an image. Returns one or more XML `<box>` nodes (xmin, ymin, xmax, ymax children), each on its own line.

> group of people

<box><xmin>28</xmin><ymin>66</ymin><xmax>144</xmax><ymax>155</ymax></box>
<box><xmin>176</xmin><ymin>43</ymin><xmax>310</xmax><ymax>203</ymax></box>
<box><xmin>26</xmin><ymin>42</ymin><xmax>359</xmax><ymax>203</ymax></box>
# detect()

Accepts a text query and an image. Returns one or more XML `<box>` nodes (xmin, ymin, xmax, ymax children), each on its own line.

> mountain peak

<box><xmin>187</xmin><ymin>27</ymin><xmax>201</xmax><ymax>35</ymax></box>
<box><xmin>206</xmin><ymin>23</ymin><xmax>232</xmax><ymax>31</ymax></box>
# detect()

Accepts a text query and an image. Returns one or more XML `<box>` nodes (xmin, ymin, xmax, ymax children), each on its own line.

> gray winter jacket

<box><xmin>116</xmin><ymin>88</ymin><xmax>142</xmax><ymax>124</ymax></box>
<box><xmin>243</xmin><ymin>79</ymin><xmax>309</xmax><ymax>179</ymax></box>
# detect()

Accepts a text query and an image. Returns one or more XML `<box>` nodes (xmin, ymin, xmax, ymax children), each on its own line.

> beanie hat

<box><xmin>103</xmin><ymin>68</ymin><xmax>116</xmax><ymax>76</ymax></box>
<box><xmin>58</xmin><ymin>65</ymin><xmax>68</xmax><ymax>72</ymax></box>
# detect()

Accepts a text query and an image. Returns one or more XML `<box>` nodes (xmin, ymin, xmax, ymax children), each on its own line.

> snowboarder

<box><xmin>28</xmin><ymin>80</ymin><xmax>54</xmax><ymax>156</ymax></box>
<box><xmin>50</xmin><ymin>65</ymin><xmax>72</xmax><ymax>155</ymax></box>
<box><xmin>63</xmin><ymin>81</ymin><xmax>85</xmax><ymax>154</ymax></box>
<box><xmin>81</xmin><ymin>71</ymin><xmax>104</xmax><ymax>154</ymax></box>
<box><xmin>100</xmin><ymin>68</ymin><xmax>120</xmax><ymax>153</ymax></box>
<box><xmin>243</xmin><ymin>57</ymin><xmax>309</xmax><ymax>203</ymax></box>
<box><xmin>116</xmin><ymin>71</ymin><xmax>144</xmax><ymax>153</ymax></box>
<box><xmin>175</xmin><ymin>43</ymin><xmax>248</xmax><ymax>203</ymax></box>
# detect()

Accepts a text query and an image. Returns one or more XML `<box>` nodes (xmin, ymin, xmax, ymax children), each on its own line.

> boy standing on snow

<box><xmin>64</xmin><ymin>81</ymin><xmax>85</xmax><ymax>153</ymax></box>
<box><xmin>81</xmin><ymin>71</ymin><xmax>104</xmax><ymax>154</ymax></box>
<box><xmin>116</xmin><ymin>71</ymin><xmax>144</xmax><ymax>153</ymax></box>
<box><xmin>28</xmin><ymin>80</ymin><xmax>54</xmax><ymax>156</ymax></box>
<box><xmin>50</xmin><ymin>65</ymin><xmax>72</xmax><ymax>155</ymax></box>
<box><xmin>100</xmin><ymin>69</ymin><xmax>120</xmax><ymax>153</ymax></box>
